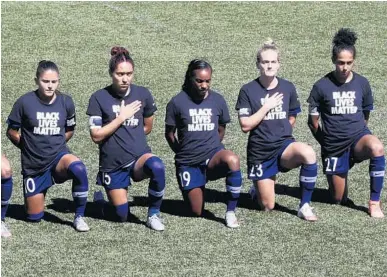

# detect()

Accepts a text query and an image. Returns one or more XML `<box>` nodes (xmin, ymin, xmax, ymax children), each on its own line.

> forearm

<box><xmin>7</xmin><ymin>129</ymin><xmax>21</xmax><ymax>149</ymax></box>
<box><xmin>240</xmin><ymin>106</ymin><xmax>270</xmax><ymax>133</ymax></box>
<box><xmin>308</xmin><ymin>122</ymin><xmax>324</xmax><ymax>145</ymax></box>
<box><xmin>289</xmin><ymin>116</ymin><xmax>296</xmax><ymax>128</ymax></box>
<box><xmin>65</xmin><ymin>130</ymin><xmax>74</xmax><ymax>142</ymax></box>
<box><xmin>165</xmin><ymin>133</ymin><xmax>180</xmax><ymax>153</ymax></box>
<box><xmin>91</xmin><ymin>116</ymin><xmax>125</xmax><ymax>144</ymax></box>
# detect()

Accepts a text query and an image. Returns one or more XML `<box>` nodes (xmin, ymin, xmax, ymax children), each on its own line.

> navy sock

<box><xmin>143</xmin><ymin>156</ymin><xmax>165</xmax><ymax>217</ymax></box>
<box><xmin>115</xmin><ymin>202</ymin><xmax>129</xmax><ymax>222</ymax></box>
<box><xmin>68</xmin><ymin>161</ymin><xmax>89</xmax><ymax>218</ymax></box>
<box><xmin>226</xmin><ymin>170</ymin><xmax>242</xmax><ymax>212</ymax></box>
<box><xmin>1</xmin><ymin>176</ymin><xmax>13</xmax><ymax>221</ymax></box>
<box><xmin>369</xmin><ymin>156</ymin><xmax>385</xmax><ymax>201</ymax></box>
<box><xmin>299</xmin><ymin>163</ymin><xmax>317</xmax><ymax>206</ymax></box>
<box><xmin>27</xmin><ymin>211</ymin><xmax>44</xmax><ymax>222</ymax></box>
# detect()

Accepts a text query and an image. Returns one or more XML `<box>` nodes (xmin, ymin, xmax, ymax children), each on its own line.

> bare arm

<box><xmin>307</xmin><ymin>114</ymin><xmax>323</xmax><ymax>145</ymax></box>
<box><xmin>289</xmin><ymin>115</ymin><xmax>297</xmax><ymax>128</ymax></box>
<box><xmin>144</xmin><ymin>115</ymin><xmax>154</xmax><ymax>135</ymax></box>
<box><xmin>363</xmin><ymin>110</ymin><xmax>370</xmax><ymax>125</ymax></box>
<box><xmin>238</xmin><ymin>92</ymin><xmax>283</xmax><ymax>133</ymax></box>
<box><xmin>90</xmin><ymin>100</ymin><xmax>142</xmax><ymax>144</ymax></box>
<box><xmin>65</xmin><ymin>130</ymin><xmax>74</xmax><ymax>142</ymax></box>
<box><xmin>165</xmin><ymin>125</ymin><xmax>180</xmax><ymax>153</ymax></box>
<box><xmin>7</xmin><ymin>127</ymin><xmax>21</xmax><ymax>149</ymax></box>
<box><xmin>218</xmin><ymin>124</ymin><xmax>226</xmax><ymax>142</ymax></box>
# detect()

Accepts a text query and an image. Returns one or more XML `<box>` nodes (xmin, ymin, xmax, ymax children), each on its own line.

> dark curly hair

<box><xmin>332</xmin><ymin>28</ymin><xmax>357</xmax><ymax>62</ymax></box>
<box><xmin>109</xmin><ymin>46</ymin><xmax>134</xmax><ymax>74</ymax></box>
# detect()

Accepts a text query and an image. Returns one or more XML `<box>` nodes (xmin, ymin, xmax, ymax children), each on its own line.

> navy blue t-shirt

<box><xmin>86</xmin><ymin>84</ymin><xmax>156</xmax><ymax>172</ymax></box>
<box><xmin>235</xmin><ymin>77</ymin><xmax>301</xmax><ymax>164</ymax></box>
<box><xmin>307</xmin><ymin>71</ymin><xmax>373</xmax><ymax>157</ymax></box>
<box><xmin>165</xmin><ymin>90</ymin><xmax>230</xmax><ymax>166</ymax></box>
<box><xmin>7</xmin><ymin>91</ymin><xmax>75</xmax><ymax>176</ymax></box>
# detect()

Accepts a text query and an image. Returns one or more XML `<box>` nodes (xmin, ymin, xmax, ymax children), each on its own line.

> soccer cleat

<box><xmin>297</xmin><ymin>203</ymin><xmax>318</xmax><ymax>222</ymax></box>
<box><xmin>146</xmin><ymin>214</ymin><xmax>165</xmax><ymax>231</ymax></box>
<box><xmin>1</xmin><ymin>221</ymin><xmax>11</xmax><ymax>238</ymax></box>
<box><xmin>248</xmin><ymin>184</ymin><xmax>257</xmax><ymax>201</ymax></box>
<box><xmin>368</xmin><ymin>201</ymin><xmax>384</xmax><ymax>218</ymax></box>
<box><xmin>73</xmin><ymin>216</ymin><xmax>90</xmax><ymax>232</ymax></box>
<box><xmin>225</xmin><ymin>211</ymin><xmax>240</xmax><ymax>228</ymax></box>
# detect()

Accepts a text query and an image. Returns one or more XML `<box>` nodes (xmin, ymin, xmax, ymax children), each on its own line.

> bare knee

<box><xmin>370</xmin><ymin>143</ymin><xmax>384</xmax><ymax>157</ymax></box>
<box><xmin>302</xmin><ymin>145</ymin><xmax>316</xmax><ymax>164</ymax></box>
<box><xmin>259</xmin><ymin>200</ymin><xmax>275</xmax><ymax>211</ymax></box>
<box><xmin>1</xmin><ymin>157</ymin><xmax>12</xmax><ymax>179</ymax></box>
<box><xmin>226</xmin><ymin>154</ymin><xmax>240</xmax><ymax>171</ymax></box>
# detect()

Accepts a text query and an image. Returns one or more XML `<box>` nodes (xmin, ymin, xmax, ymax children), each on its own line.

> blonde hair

<box><xmin>256</xmin><ymin>38</ymin><xmax>280</xmax><ymax>63</ymax></box>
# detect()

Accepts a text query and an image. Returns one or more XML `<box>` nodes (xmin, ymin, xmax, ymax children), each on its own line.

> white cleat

<box><xmin>73</xmin><ymin>216</ymin><xmax>90</xmax><ymax>232</ymax></box>
<box><xmin>1</xmin><ymin>221</ymin><xmax>11</xmax><ymax>238</ymax></box>
<box><xmin>297</xmin><ymin>203</ymin><xmax>318</xmax><ymax>222</ymax></box>
<box><xmin>146</xmin><ymin>214</ymin><xmax>165</xmax><ymax>231</ymax></box>
<box><xmin>225</xmin><ymin>211</ymin><xmax>240</xmax><ymax>228</ymax></box>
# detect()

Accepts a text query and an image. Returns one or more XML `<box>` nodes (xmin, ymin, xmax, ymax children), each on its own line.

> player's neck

<box><xmin>335</xmin><ymin>71</ymin><xmax>353</xmax><ymax>84</ymax></box>
<box><xmin>258</xmin><ymin>76</ymin><xmax>278</xmax><ymax>90</ymax></box>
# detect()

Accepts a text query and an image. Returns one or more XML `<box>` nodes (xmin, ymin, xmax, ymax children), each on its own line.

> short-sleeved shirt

<box><xmin>165</xmin><ymin>90</ymin><xmax>231</xmax><ymax>166</ymax></box>
<box><xmin>307</xmin><ymin>72</ymin><xmax>373</xmax><ymax>157</ymax></box>
<box><xmin>86</xmin><ymin>84</ymin><xmax>156</xmax><ymax>172</ymax></box>
<box><xmin>235</xmin><ymin>77</ymin><xmax>301</xmax><ymax>164</ymax></box>
<box><xmin>7</xmin><ymin>91</ymin><xmax>75</xmax><ymax>176</ymax></box>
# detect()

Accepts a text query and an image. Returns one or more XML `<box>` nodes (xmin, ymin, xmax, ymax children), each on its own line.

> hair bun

<box><xmin>333</xmin><ymin>28</ymin><xmax>357</xmax><ymax>47</ymax></box>
<box><xmin>110</xmin><ymin>46</ymin><xmax>129</xmax><ymax>57</ymax></box>
<box><xmin>263</xmin><ymin>38</ymin><xmax>276</xmax><ymax>48</ymax></box>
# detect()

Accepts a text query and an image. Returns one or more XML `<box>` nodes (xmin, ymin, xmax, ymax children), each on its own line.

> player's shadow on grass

<box><xmin>47</xmin><ymin>198</ymin><xmax>144</xmax><ymax>225</ymax></box>
<box><xmin>130</xmin><ymin>196</ymin><xmax>225</xmax><ymax>225</ymax></box>
<box><xmin>274</xmin><ymin>183</ymin><xmax>368</xmax><ymax>213</ymax></box>
<box><xmin>6</xmin><ymin>203</ymin><xmax>73</xmax><ymax>227</ymax></box>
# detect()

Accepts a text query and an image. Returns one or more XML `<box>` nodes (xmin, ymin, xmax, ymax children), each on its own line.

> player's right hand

<box><xmin>118</xmin><ymin>100</ymin><xmax>142</xmax><ymax>120</ymax></box>
<box><xmin>263</xmin><ymin>92</ymin><xmax>283</xmax><ymax>111</ymax></box>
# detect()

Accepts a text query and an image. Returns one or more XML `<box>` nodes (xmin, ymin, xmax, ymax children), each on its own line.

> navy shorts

<box><xmin>175</xmin><ymin>147</ymin><xmax>225</xmax><ymax>191</ymax></box>
<box><xmin>23</xmin><ymin>152</ymin><xmax>69</xmax><ymax>198</ymax></box>
<box><xmin>247</xmin><ymin>139</ymin><xmax>294</xmax><ymax>181</ymax></box>
<box><xmin>96</xmin><ymin>160</ymin><xmax>137</xmax><ymax>190</ymax></box>
<box><xmin>322</xmin><ymin>129</ymin><xmax>371</xmax><ymax>175</ymax></box>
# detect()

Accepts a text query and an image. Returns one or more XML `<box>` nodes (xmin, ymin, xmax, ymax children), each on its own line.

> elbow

<box><xmin>91</xmin><ymin>135</ymin><xmax>103</xmax><ymax>145</ymax></box>
<box><xmin>241</xmin><ymin>126</ymin><xmax>251</xmax><ymax>133</ymax></box>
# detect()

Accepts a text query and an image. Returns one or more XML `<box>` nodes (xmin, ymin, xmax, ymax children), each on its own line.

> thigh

<box><xmin>105</xmin><ymin>188</ymin><xmax>128</xmax><ymax>206</ymax></box>
<box><xmin>280</xmin><ymin>142</ymin><xmax>316</xmax><ymax>169</ymax></box>
<box><xmin>1</xmin><ymin>154</ymin><xmax>12</xmax><ymax>177</ymax></box>
<box><xmin>207</xmin><ymin>149</ymin><xmax>240</xmax><ymax>173</ymax></box>
<box><xmin>176</xmin><ymin>165</ymin><xmax>206</xmax><ymax>191</ymax></box>
<box><xmin>255</xmin><ymin>177</ymin><xmax>276</xmax><ymax>203</ymax></box>
<box><xmin>25</xmin><ymin>193</ymin><xmax>45</xmax><ymax>215</ymax></box>
<box><xmin>54</xmin><ymin>153</ymin><xmax>80</xmax><ymax>181</ymax></box>
<box><xmin>132</xmin><ymin>153</ymin><xmax>154</xmax><ymax>181</ymax></box>
<box><xmin>353</xmin><ymin>134</ymin><xmax>384</xmax><ymax>161</ymax></box>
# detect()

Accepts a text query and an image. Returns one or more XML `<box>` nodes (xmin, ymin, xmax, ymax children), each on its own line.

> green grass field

<box><xmin>2</xmin><ymin>2</ymin><xmax>387</xmax><ymax>276</ymax></box>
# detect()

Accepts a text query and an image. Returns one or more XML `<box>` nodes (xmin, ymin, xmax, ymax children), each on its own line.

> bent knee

<box><xmin>259</xmin><ymin>200</ymin><xmax>275</xmax><ymax>211</ymax></box>
<box><xmin>226</xmin><ymin>154</ymin><xmax>240</xmax><ymax>170</ymax></box>
<box><xmin>302</xmin><ymin>145</ymin><xmax>316</xmax><ymax>164</ymax></box>
<box><xmin>370</xmin><ymin>143</ymin><xmax>384</xmax><ymax>157</ymax></box>
<box><xmin>1</xmin><ymin>167</ymin><xmax>12</xmax><ymax>179</ymax></box>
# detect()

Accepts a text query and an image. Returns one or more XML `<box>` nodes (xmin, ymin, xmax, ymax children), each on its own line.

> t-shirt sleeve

<box><xmin>165</xmin><ymin>99</ymin><xmax>177</xmax><ymax>126</ymax></box>
<box><xmin>307</xmin><ymin>85</ymin><xmax>321</xmax><ymax>115</ymax></box>
<box><xmin>362</xmin><ymin>79</ymin><xmax>374</xmax><ymax>111</ymax></box>
<box><xmin>143</xmin><ymin>89</ymin><xmax>157</xmax><ymax>118</ymax></box>
<box><xmin>289</xmin><ymin>84</ymin><xmax>301</xmax><ymax>116</ymax></box>
<box><xmin>65</xmin><ymin>95</ymin><xmax>76</xmax><ymax>129</ymax></box>
<box><xmin>235</xmin><ymin>89</ymin><xmax>252</xmax><ymax>118</ymax></box>
<box><xmin>86</xmin><ymin>93</ymin><xmax>103</xmax><ymax>129</ymax></box>
<box><xmin>218</xmin><ymin>95</ymin><xmax>231</xmax><ymax>125</ymax></box>
<box><xmin>7</xmin><ymin>97</ymin><xmax>23</xmax><ymax>128</ymax></box>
